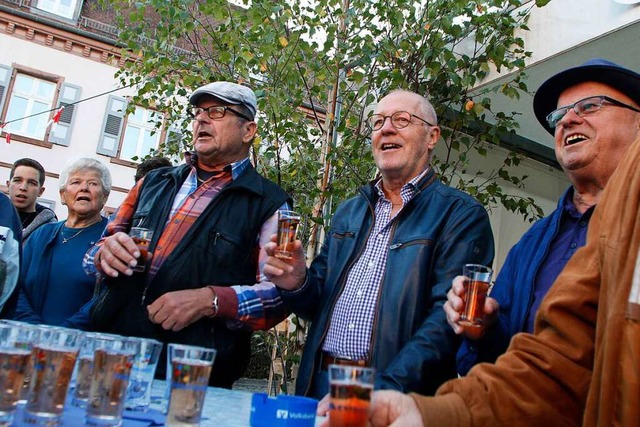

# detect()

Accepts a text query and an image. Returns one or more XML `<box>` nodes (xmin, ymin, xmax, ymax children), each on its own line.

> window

<box><xmin>34</xmin><ymin>0</ymin><xmax>83</xmax><ymax>21</ymax></box>
<box><xmin>120</xmin><ymin>106</ymin><xmax>162</xmax><ymax>162</ymax></box>
<box><xmin>4</xmin><ymin>74</ymin><xmax>55</xmax><ymax>140</ymax></box>
<box><xmin>97</xmin><ymin>96</ymin><xmax>183</xmax><ymax>164</ymax></box>
<box><xmin>0</xmin><ymin>64</ymin><xmax>80</xmax><ymax>147</ymax></box>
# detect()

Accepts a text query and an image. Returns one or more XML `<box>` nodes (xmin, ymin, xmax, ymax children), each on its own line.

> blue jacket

<box><xmin>281</xmin><ymin>169</ymin><xmax>495</xmax><ymax>396</ymax></box>
<box><xmin>13</xmin><ymin>219</ymin><xmax>107</xmax><ymax>327</ymax></box>
<box><xmin>457</xmin><ymin>187</ymin><xmax>572</xmax><ymax>375</ymax></box>
<box><xmin>0</xmin><ymin>193</ymin><xmax>22</xmax><ymax>317</ymax></box>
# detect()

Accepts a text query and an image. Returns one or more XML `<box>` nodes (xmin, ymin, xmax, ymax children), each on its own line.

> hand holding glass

<box><xmin>459</xmin><ymin>264</ymin><xmax>493</xmax><ymax>327</ymax></box>
<box><xmin>130</xmin><ymin>227</ymin><xmax>153</xmax><ymax>273</ymax></box>
<box><xmin>274</xmin><ymin>210</ymin><xmax>301</xmax><ymax>260</ymax></box>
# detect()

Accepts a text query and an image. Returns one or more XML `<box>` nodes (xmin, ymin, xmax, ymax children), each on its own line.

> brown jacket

<box><xmin>413</xmin><ymin>137</ymin><xmax>640</xmax><ymax>426</ymax></box>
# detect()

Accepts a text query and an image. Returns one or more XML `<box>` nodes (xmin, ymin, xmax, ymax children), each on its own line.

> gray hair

<box><xmin>388</xmin><ymin>89</ymin><xmax>438</xmax><ymax>125</ymax></box>
<box><xmin>59</xmin><ymin>158</ymin><xmax>112</xmax><ymax>196</ymax></box>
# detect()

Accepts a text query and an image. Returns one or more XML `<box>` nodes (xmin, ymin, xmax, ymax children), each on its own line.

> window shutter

<box><xmin>49</xmin><ymin>82</ymin><xmax>81</xmax><ymax>146</ymax></box>
<box><xmin>0</xmin><ymin>64</ymin><xmax>12</xmax><ymax>116</ymax></box>
<box><xmin>97</xmin><ymin>95</ymin><xmax>128</xmax><ymax>157</ymax></box>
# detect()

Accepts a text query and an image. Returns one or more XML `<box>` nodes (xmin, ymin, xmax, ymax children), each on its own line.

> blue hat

<box><xmin>189</xmin><ymin>81</ymin><xmax>257</xmax><ymax>120</ymax></box>
<box><xmin>533</xmin><ymin>58</ymin><xmax>640</xmax><ymax>134</ymax></box>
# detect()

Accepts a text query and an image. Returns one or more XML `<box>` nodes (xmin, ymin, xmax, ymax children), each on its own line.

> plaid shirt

<box><xmin>323</xmin><ymin>168</ymin><xmax>430</xmax><ymax>359</ymax></box>
<box><xmin>83</xmin><ymin>157</ymin><xmax>289</xmax><ymax>330</ymax></box>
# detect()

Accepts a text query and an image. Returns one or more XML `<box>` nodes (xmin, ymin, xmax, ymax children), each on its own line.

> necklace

<box><xmin>62</xmin><ymin>227</ymin><xmax>85</xmax><ymax>244</ymax></box>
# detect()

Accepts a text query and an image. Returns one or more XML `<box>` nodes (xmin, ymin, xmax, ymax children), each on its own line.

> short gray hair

<box><xmin>59</xmin><ymin>158</ymin><xmax>112</xmax><ymax>196</ymax></box>
<box><xmin>388</xmin><ymin>89</ymin><xmax>438</xmax><ymax>124</ymax></box>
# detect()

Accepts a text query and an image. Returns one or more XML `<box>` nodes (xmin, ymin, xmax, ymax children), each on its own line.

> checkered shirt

<box><xmin>322</xmin><ymin>168</ymin><xmax>430</xmax><ymax>359</ymax></box>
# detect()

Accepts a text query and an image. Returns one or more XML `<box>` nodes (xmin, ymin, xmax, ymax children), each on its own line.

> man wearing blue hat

<box><xmin>366</xmin><ymin>59</ymin><xmax>640</xmax><ymax>425</ymax></box>
<box><xmin>85</xmin><ymin>81</ymin><xmax>292</xmax><ymax>388</ymax></box>
<box><xmin>443</xmin><ymin>58</ymin><xmax>640</xmax><ymax>376</ymax></box>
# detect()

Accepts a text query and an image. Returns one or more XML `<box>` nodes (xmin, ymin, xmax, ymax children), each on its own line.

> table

<box><xmin>11</xmin><ymin>381</ymin><xmax>325</xmax><ymax>427</ymax></box>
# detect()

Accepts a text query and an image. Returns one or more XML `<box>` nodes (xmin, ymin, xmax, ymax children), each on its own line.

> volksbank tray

<box><xmin>250</xmin><ymin>393</ymin><xmax>318</xmax><ymax>427</ymax></box>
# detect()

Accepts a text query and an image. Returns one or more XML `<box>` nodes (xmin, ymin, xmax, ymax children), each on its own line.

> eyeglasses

<box><xmin>187</xmin><ymin>105</ymin><xmax>253</xmax><ymax>122</ymax></box>
<box><xmin>368</xmin><ymin>111</ymin><xmax>435</xmax><ymax>131</ymax></box>
<box><xmin>546</xmin><ymin>95</ymin><xmax>640</xmax><ymax>129</ymax></box>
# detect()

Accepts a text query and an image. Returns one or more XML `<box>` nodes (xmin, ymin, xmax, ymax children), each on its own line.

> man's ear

<box><xmin>243</xmin><ymin>121</ymin><xmax>258</xmax><ymax>144</ymax></box>
<box><xmin>427</xmin><ymin>126</ymin><xmax>441</xmax><ymax>150</ymax></box>
<box><xmin>38</xmin><ymin>186</ymin><xmax>45</xmax><ymax>197</ymax></box>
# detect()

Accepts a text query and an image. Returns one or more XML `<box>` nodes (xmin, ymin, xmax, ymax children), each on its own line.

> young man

<box><xmin>7</xmin><ymin>158</ymin><xmax>57</xmax><ymax>240</ymax></box>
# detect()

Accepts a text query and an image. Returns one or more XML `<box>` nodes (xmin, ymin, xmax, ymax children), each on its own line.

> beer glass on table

<box><xmin>459</xmin><ymin>264</ymin><xmax>494</xmax><ymax>327</ymax></box>
<box><xmin>125</xmin><ymin>337</ymin><xmax>162</xmax><ymax>412</ymax></box>
<box><xmin>0</xmin><ymin>323</ymin><xmax>35</xmax><ymax>426</ymax></box>
<box><xmin>328</xmin><ymin>365</ymin><xmax>375</xmax><ymax>427</ymax></box>
<box><xmin>129</xmin><ymin>227</ymin><xmax>153</xmax><ymax>273</ymax></box>
<box><xmin>23</xmin><ymin>327</ymin><xmax>83</xmax><ymax>426</ymax></box>
<box><xmin>85</xmin><ymin>335</ymin><xmax>139</xmax><ymax>426</ymax></box>
<box><xmin>166</xmin><ymin>344</ymin><xmax>217</xmax><ymax>427</ymax></box>
<box><xmin>274</xmin><ymin>210</ymin><xmax>301</xmax><ymax>260</ymax></box>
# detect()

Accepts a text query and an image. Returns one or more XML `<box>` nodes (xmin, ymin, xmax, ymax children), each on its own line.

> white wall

<box><xmin>0</xmin><ymin>32</ymin><xmax>139</xmax><ymax>218</ymax></box>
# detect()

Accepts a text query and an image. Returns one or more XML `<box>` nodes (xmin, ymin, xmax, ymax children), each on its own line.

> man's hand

<box><xmin>443</xmin><ymin>275</ymin><xmax>499</xmax><ymax>340</ymax></box>
<box><xmin>263</xmin><ymin>235</ymin><xmax>307</xmax><ymax>291</ymax></box>
<box><xmin>147</xmin><ymin>288</ymin><xmax>212</xmax><ymax>331</ymax></box>
<box><xmin>369</xmin><ymin>390</ymin><xmax>424</xmax><ymax>427</ymax></box>
<box><xmin>96</xmin><ymin>232</ymin><xmax>141</xmax><ymax>277</ymax></box>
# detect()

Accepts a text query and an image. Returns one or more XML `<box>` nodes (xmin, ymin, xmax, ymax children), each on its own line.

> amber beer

<box><xmin>25</xmin><ymin>347</ymin><xmax>78</xmax><ymax>421</ymax></box>
<box><xmin>86</xmin><ymin>349</ymin><xmax>135</xmax><ymax>422</ymax></box>
<box><xmin>275</xmin><ymin>210</ymin><xmax>301</xmax><ymax>259</ymax></box>
<box><xmin>130</xmin><ymin>227</ymin><xmax>153</xmax><ymax>273</ymax></box>
<box><xmin>459</xmin><ymin>264</ymin><xmax>493</xmax><ymax>327</ymax></box>
<box><xmin>329</xmin><ymin>381</ymin><xmax>373</xmax><ymax>427</ymax></box>
<box><xmin>166</xmin><ymin>344</ymin><xmax>216</xmax><ymax>427</ymax></box>
<box><xmin>0</xmin><ymin>348</ymin><xmax>30</xmax><ymax>418</ymax></box>
<box><xmin>328</xmin><ymin>365</ymin><xmax>375</xmax><ymax>427</ymax></box>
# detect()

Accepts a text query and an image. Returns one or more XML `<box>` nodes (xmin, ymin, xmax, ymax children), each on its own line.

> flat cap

<box><xmin>189</xmin><ymin>81</ymin><xmax>257</xmax><ymax>120</ymax></box>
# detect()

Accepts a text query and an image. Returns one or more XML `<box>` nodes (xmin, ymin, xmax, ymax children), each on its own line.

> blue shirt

<box><xmin>523</xmin><ymin>190</ymin><xmax>594</xmax><ymax>333</ymax></box>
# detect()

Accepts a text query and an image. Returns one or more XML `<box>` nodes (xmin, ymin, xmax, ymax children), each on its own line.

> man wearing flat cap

<box><xmin>365</xmin><ymin>58</ymin><xmax>640</xmax><ymax>426</ymax></box>
<box><xmin>86</xmin><ymin>81</ymin><xmax>292</xmax><ymax>388</ymax></box>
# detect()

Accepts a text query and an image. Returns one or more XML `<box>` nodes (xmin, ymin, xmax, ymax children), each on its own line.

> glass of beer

<box><xmin>274</xmin><ymin>210</ymin><xmax>301</xmax><ymax>259</ymax></box>
<box><xmin>328</xmin><ymin>365</ymin><xmax>375</xmax><ymax>427</ymax></box>
<box><xmin>129</xmin><ymin>227</ymin><xmax>153</xmax><ymax>273</ymax></box>
<box><xmin>125</xmin><ymin>337</ymin><xmax>163</xmax><ymax>412</ymax></box>
<box><xmin>85</xmin><ymin>335</ymin><xmax>139</xmax><ymax>426</ymax></box>
<box><xmin>71</xmin><ymin>332</ymin><xmax>101</xmax><ymax>408</ymax></box>
<box><xmin>166</xmin><ymin>344</ymin><xmax>217</xmax><ymax>427</ymax></box>
<box><xmin>0</xmin><ymin>323</ymin><xmax>35</xmax><ymax>426</ymax></box>
<box><xmin>23</xmin><ymin>327</ymin><xmax>83</xmax><ymax>426</ymax></box>
<box><xmin>459</xmin><ymin>264</ymin><xmax>494</xmax><ymax>327</ymax></box>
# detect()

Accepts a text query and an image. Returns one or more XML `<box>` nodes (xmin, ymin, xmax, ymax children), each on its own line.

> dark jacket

<box><xmin>0</xmin><ymin>193</ymin><xmax>22</xmax><ymax>317</ymax></box>
<box><xmin>282</xmin><ymin>169</ymin><xmax>494</xmax><ymax>396</ymax></box>
<box><xmin>90</xmin><ymin>164</ymin><xmax>291</xmax><ymax>388</ymax></box>
<box><xmin>22</xmin><ymin>203</ymin><xmax>57</xmax><ymax>241</ymax></box>
<box><xmin>456</xmin><ymin>187</ymin><xmax>574</xmax><ymax>375</ymax></box>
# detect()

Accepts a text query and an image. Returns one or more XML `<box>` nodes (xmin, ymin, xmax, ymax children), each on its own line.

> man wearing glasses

<box><xmin>264</xmin><ymin>89</ymin><xmax>494</xmax><ymax>400</ymax></box>
<box><xmin>85</xmin><ymin>82</ymin><xmax>292</xmax><ymax>388</ymax></box>
<box><xmin>443</xmin><ymin>58</ymin><xmax>640</xmax><ymax>380</ymax></box>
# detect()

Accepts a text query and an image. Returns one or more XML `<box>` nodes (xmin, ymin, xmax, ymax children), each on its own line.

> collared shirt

<box><xmin>523</xmin><ymin>188</ymin><xmax>594</xmax><ymax>333</ymax></box>
<box><xmin>323</xmin><ymin>168</ymin><xmax>430</xmax><ymax>359</ymax></box>
<box><xmin>83</xmin><ymin>157</ymin><xmax>289</xmax><ymax>330</ymax></box>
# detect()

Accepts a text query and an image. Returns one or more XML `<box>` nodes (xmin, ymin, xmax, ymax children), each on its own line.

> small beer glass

<box><xmin>23</xmin><ymin>327</ymin><xmax>83</xmax><ymax>426</ymax></box>
<box><xmin>328</xmin><ymin>365</ymin><xmax>375</xmax><ymax>427</ymax></box>
<box><xmin>0</xmin><ymin>323</ymin><xmax>35</xmax><ymax>426</ymax></box>
<box><xmin>166</xmin><ymin>344</ymin><xmax>216</xmax><ymax>427</ymax></box>
<box><xmin>85</xmin><ymin>335</ymin><xmax>139</xmax><ymax>426</ymax></box>
<box><xmin>459</xmin><ymin>264</ymin><xmax>494</xmax><ymax>327</ymax></box>
<box><xmin>274</xmin><ymin>210</ymin><xmax>301</xmax><ymax>259</ymax></box>
<box><xmin>125</xmin><ymin>337</ymin><xmax>163</xmax><ymax>412</ymax></box>
<box><xmin>129</xmin><ymin>227</ymin><xmax>153</xmax><ymax>273</ymax></box>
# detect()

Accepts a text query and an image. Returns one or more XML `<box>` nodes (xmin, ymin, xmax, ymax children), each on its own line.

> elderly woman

<box><xmin>13</xmin><ymin>158</ymin><xmax>111</xmax><ymax>327</ymax></box>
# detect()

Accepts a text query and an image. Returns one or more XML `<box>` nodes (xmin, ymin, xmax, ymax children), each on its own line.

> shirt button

<box><xmin>348</xmin><ymin>324</ymin><xmax>355</xmax><ymax>330</ymax></box>
<box><xmin>368</xmin><ymin>261</ymin><xmax>374</xmax><ymax>268</ymax></box>
<box><xmin>579</xmin><ymin>221</ymin><xmax>587</xmax><ymax>227</ymax></box>
<box><xmin>174</xmin><ymin>219</ymin><xmax>180</xmax><ymax>224</ymax></box>
<box><xmin>570</xmin><ymin>243</ymin><xmax>577</xmax><ymax>249</ymax></box>
<box><xmin>356</xmin><ymin>291</ymin><xmax>363</xmax><ymax>297</ymax></box>
<box><xmin>156</xmin><ymin>246</ymin><xmax>162</xmax><ymax>251</ymax></box>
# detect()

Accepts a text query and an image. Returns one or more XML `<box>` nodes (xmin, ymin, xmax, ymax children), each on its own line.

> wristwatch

<box><xmin>207</xmin><ymin>286</ymin><xmax>219</xmax><ymax>317</ymax></box>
